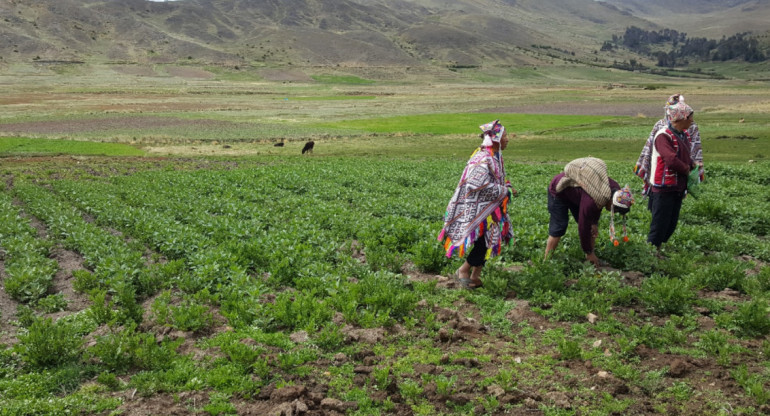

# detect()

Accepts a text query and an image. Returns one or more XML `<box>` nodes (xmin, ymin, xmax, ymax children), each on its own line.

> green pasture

<box><xmin>289</xmin><ymin>95</ymin><xmax>377</xmax><ymax>101</ymax></box>
<box><xmin>2</xmin><ymin>110</ymin><xmax>766</xmax><ymax>163</ymax></box>
<box><xmin>0</xmin><ymin>137</ymin><xmax>145</xmax><ymax>157</ymax></box>
<box><xmin>317</xmin><ymin>113</ymin><xmax>614</xmax><ymax>135</ymax></box>
<box><xmin>310</xmin><ymin>74</ymin><xmax>376</xmax><ymax>84</ymax></box>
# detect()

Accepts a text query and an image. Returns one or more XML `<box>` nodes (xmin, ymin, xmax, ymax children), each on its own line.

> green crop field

<box><xmin>1</xmin><ymin>64</ymin><xmax>770</xmax><ymax>415</ymax></box>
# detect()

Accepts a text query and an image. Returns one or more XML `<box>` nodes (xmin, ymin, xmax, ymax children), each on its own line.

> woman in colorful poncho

<box><xmin>438</xmin><ymin>120</ymin><xmax>514</xmax><ymax>289</ymax></box>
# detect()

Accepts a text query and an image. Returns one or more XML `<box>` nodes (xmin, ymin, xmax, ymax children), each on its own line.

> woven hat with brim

<box><xmin>555</xmin><ymin>157</ymin><xmax>611</xmax><ymax>208</ymax></box>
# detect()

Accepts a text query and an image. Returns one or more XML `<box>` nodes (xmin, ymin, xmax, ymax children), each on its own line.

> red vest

<box><xmin>650</xmin><ymin>127</ymin><xmax>688</xmax><ymax>188</ymax></box>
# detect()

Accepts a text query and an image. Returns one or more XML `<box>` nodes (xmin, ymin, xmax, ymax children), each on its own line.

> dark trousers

<box><xmin>647</xmin><ymin>191</ymin><xmax>684</xmax><ymax>248</ymax></box>
<box><xmin>547</xmin><ymin>192</ymin><xmax>579</xmax><ymax>237</ymax></box>
<box><xmin>466</xmin><ymin>236</ymin><xmax>488</xmax><ymax>267</ymax></box>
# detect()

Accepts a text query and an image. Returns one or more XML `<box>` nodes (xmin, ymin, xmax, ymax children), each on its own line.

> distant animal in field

<box><xmin>274</xmin><ymin>140</ymin><xmax>285</xmax><ymax>147</ymax></box>
<box><xmin>302</xmin><ymin>141</ymin><xmax>315</xmax><ymax>154</ymax></box>
<box><xmin>739</xmin><ymin>118</ymin><xmax>745</xmax><ymax>123</ymax></box>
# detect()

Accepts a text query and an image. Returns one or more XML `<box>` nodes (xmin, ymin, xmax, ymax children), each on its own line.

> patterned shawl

<box><xmin>438</xmin><ymin>147</ymin><xmax>513</xmax><ymax>259</ymax></box>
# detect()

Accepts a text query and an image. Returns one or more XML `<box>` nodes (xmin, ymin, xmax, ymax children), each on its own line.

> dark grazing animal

<box><xmin>301</xmin><ymin>140</ymin><xmax>315</xmax><ymax>154</ymax></box>
<box><xmin>273</xmin><ymin>141</ymin><xmax>284</xmax><ymax>147</ymax></box>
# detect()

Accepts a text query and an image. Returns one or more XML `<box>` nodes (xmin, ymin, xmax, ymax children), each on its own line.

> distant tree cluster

<box><xmin>612</xmin><ymin>26</ymin><xmax>767</xmax><ymax>67</ymax></box>
<box><xmin>619</xmin><ymin>27</ymin><xmax>686</xmax><ymax>51</ymax></box>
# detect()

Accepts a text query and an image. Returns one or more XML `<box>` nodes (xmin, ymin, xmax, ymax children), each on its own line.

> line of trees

<box><xmin>610</xmin><ymin>26</ymin><xmax>767</xmax><ymax>67</ymax></box>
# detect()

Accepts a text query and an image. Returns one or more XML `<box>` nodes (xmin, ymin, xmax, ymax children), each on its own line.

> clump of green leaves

<box><xmin>151</xmin><ymin>290</ymin><xmax>214</xmax><ymax>333</ymax></box>
<box><xmin>398</xmin><ymin>378</ymin><xmax>424</xmax><ymax>404</ymax></box>
<box><xmin>3</xmin><ymin>255</ymin><xmax>57</xmax><ymax>303</ymax></box>
<box><xmin>732</xmin><ymin>364</ymin><xmax>770</xmax><ymax>405</ymax></box>
<box><xmin>640</xmin><ymin>274</ymin><xmax>695</xmax><ymax>316</ymax></box>
<box><xmin>434</xmin><ymin>374</ymin><xmax>458</xmax><ymax>396</ymax></box>
<box><xmin>478</xmin><ymin>264</ymin><xmax>516</xmax><ymax>298</ymax></box>
<box><xmin>694</xmin><ymin>254</ymin><xmax>748</xmax><ymax>292</ymax></box>
<box><xmin>695</xmin><ymin>329</ymin><xmax>740</xmax><ymax>365</ymax></box>
<box><xmin>410</xmin><ymin>240</ymin><xmax>448</xmax><ymax>274</ymax></box>
<box><xmin>731</xmin><ymin>299</ymin><xmax>770</xmax><ymax>338</ymax></box>
<box><xmin>14</xmin><ymin>317</ymin><xmax>83</xmax><ymax>368</ymax></box>
<box><xmin>89</xmin><ymin>325</ymin><xmax>181</xmax><ymax>373</ymax></box>
<box><xmin>314</xmin><ymin>322</ymin><xmax>345</xmax><ymax>352</ymax></box>
<box><xmin>514</xmin><ymin>257</ymin><xmax>567</xmax><ymax>298</ymax></box>
<box><xmin>72</xmin><ymin>269</ymin><xmax>100</xmax><ymax>293</ymax></box>
<box><xmin>599</xmin><ymin>240</ymin><xmax>657</xmax><ymax>273</ymax></box>
<box><xmin>263</xmin><ymin>290</ymin><xmax>333</xmax><ymax>331</ymax></box>
<box><xmin>35</xmin><ymin>293</ymin><xmax>68</xmax><ymax>313</ymax></box>
<box><xmin>557</xmin><ymin>337</ymin><xmax>583</xmax><ymax>360</ymax></box>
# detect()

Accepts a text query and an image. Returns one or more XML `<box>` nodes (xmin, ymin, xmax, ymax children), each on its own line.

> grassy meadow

<box><xmin>1</xmin><ymin>63</ymin><xmax>770</xmax><ymax>415</ymax></box>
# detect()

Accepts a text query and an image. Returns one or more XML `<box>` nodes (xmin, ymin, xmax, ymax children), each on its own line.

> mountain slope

<box><xmin>0</xmin><ymin>0</ymin><xmax>764</xmax><ymax>68</ymax></box>
<box><xmin>601</xmin><ymin>0</ymin><xmax>770</xmax><ymax>38</ymax></box>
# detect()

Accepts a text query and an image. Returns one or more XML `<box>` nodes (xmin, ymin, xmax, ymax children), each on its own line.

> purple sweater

<box><xmin>549</xmin><ymin>173</ymin><xmax>619</xmax><ymax>253</ymax></box>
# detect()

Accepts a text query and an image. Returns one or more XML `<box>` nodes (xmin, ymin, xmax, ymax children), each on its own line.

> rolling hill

<box><xmin>601</xmin><ymin>0</ymin><xmax>770</xmax><ymax>38</ymax></box>
<box><xmin>0</xmin><ymin>0</ymin><xmax>766</xmax><ymax>70</ymax></box>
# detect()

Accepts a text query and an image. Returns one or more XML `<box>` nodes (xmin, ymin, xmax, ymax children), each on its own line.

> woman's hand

<box><xmin>505</xmin><ymin>181</ymin><xmax>517</xmax><ymax>197</ymax></box>
<box><xmin>585</xmin><ymin>252</ymin><xmax>601</xmax><ymax>267</ymax></box>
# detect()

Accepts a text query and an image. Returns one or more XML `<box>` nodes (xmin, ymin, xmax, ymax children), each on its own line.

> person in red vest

<box><xmin>647</xmin><ymin>100</ymin><xmax>698</xmax><ymax>252</ymax></box>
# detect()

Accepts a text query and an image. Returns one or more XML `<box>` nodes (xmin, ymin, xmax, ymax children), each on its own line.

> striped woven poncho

<box><xmin>438</xmin><ymin>147</ymin><xmax>513</xmax><ymax>259</ymax></box>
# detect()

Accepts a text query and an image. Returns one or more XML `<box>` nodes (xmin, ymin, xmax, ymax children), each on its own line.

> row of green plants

<box><xmin>0</xmin><ymin>190</ymin><xmax>56</xmax><ymax>304</ymax></box>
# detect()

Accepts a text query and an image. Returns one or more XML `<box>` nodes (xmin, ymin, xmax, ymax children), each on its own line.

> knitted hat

<box><xmin>612</xmin><ymin>185</ymin><xmax>635</xmax><ymax>211</ymax></box>
<box><xmin>666</xmin><ymin>100</ymin><xmax>693</xmax><ymax>122</ymax></box>
<box><xmin>479</xmin><ymin>119</ymin><xmax>505</xmax><ymax>147</ymax></box>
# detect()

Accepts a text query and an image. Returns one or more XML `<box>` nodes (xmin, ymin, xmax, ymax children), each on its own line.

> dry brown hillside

<box><xmin>0</xmin><ymin>0</ymin><xmax>765</xmax><ymax>68</ymax></box>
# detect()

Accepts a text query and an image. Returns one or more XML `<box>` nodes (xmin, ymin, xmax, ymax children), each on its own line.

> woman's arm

<box><xmin>654</xmin><ymin>133</ymin><xmax>691</xmax><ymax>175</ymax></box>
